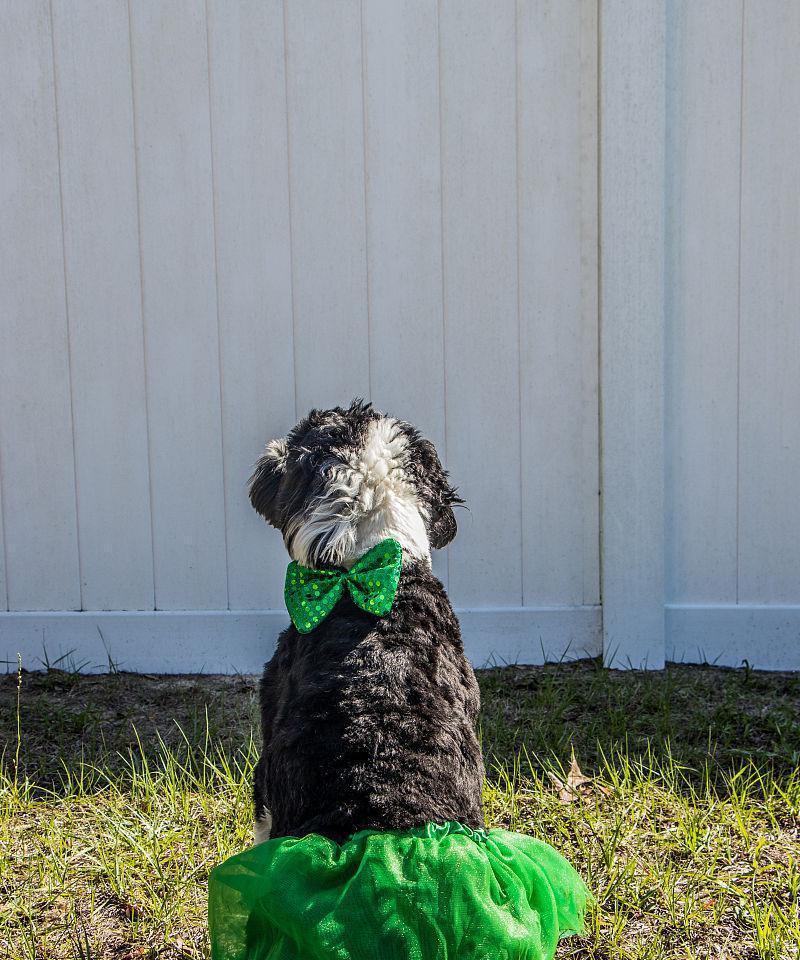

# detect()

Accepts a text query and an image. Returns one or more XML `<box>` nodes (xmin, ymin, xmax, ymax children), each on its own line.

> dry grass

<box><xmin>1</xmin><ymin>659</ymin><xmax>799</xmax><ymax>958</ymax></box>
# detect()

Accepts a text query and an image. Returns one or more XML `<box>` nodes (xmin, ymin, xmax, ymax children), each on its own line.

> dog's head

<box><xmin>249</xmin><ymin>399</ymin><xmax>461</xmax><ymax>568</ymax></box>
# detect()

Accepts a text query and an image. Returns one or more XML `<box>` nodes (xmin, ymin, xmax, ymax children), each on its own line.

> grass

<box><xmin>1</xmin><ymin>659</ymin><xmax>799</xmax><ymax>958</ymax></box>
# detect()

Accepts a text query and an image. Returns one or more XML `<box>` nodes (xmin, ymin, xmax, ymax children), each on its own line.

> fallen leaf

<box><xmin>547</xmin><ymin>750</ymin><xmax>610</xmax><ymax>804</ymax></box>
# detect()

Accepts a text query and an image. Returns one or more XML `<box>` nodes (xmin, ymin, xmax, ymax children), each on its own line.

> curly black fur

<box><xmin>255</xmin><ymin>562</ymin><xmax>485</xmax><ymax>842</ymax></box>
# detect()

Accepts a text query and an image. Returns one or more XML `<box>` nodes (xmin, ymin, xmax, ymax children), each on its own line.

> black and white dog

<box><xmin>248</xmin><ymin>399</ymin><xmax>485</xmax><ymax>845</ymax></box>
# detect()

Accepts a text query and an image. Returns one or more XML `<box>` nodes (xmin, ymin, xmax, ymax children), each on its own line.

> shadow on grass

<box><xmin>2</xmin><ymin>659</ymin><xmax>799</xmax><ymax>797</ymax></box>
<box><xmin>479</xmin><ymin>659</ymin><xmax>800</xmax><ymax>787</ymax></box>
<box><xmin>0</xmin><ymin>670</ymin><xmax>260</xmax><ymax>796</ymax></box>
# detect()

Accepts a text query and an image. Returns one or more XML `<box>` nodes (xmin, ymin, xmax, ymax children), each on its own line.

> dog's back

<box><xmin>256</xmin><ymin>561</ymin><xmax>485</xmax><ymax>843</ymax></box>
<box><xmin>248</xmin><ymin>401</ymin><xmax>484</xmax><ymax>844</ymax></box>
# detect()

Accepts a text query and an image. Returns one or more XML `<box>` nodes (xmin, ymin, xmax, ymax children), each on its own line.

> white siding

<box><xmin>665</xmin><ymin>0</ymin><xmax>741</xmax><ymax>605</ymax></box>
<box><xmin>518</xmin><ymin>0</ymin><xmax>599</xmax><ymax>608</ymax></box>
<box><xmin>738</xmin><ymin>3</ymin><xmax>800</xmax><ymax>604</ymax></box>
<box><xmin>284</xmin><ymin>0</ymin><xmax>371</xmax><ymax>411</ymax></box>
<box><xmin>129</xmin><ymin>0</ymin><xmax>228</xmax><ymax>610</ymax></box>
<box><xmin>0</xmin><ymin>1</ymin><xmax>81</xmax><ymax>612</ymax></box>
<box><xmin>2</xmin><ymin>0</ymin><xmax>800</xmax><ymax>672</ymax></box>
<box><xmin>439</xmin><ymin>0</ymin><xmax>521</xmax><ymax>608</ymax></box>
<box><xmin>664</xmin><ymin>1</ymin><xmax>800</xmax><ymax>668</ymax></box>
<box><xmin>0</xmin><ymin>0</ymin><xmax>599</xmax><ymax>671</ymax></box>
<box><xmin>51</xmin><ymin>0</ymin><xmax>154</xmax><ymax>611</ymax></box>
<box><xmin>600</xmin><ymin>0</ymin><xmax>666</xmax><ymax>669</ymax></box>
<box><xmin>206</xmin><ymin>0</ymin><xmax>295</xmax><ymax>611</ymax></box>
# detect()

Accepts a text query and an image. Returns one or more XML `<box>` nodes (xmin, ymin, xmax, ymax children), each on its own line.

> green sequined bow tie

<box><xmin>284</xmin><ymin>538</ymin><xmax>403</xmax><ymax>633</ymax></box>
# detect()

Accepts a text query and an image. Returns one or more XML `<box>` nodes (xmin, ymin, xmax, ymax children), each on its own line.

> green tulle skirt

<box><xmin>208</xmin><ymin>821</ymin><xmax>591</xmax><ymax>960</ymax></box>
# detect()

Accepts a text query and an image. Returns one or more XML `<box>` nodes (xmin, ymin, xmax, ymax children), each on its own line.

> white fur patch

<box><xmin>349</xmin><ymin>419</ymin><xmax>430</xmax><ymax>565</ymax></box>
<box><xmin>289</xmin><ymin>417</ymin><xmax>430</xmax><ymax>568</ymax></box>
<box><xmin>264</xmin><ymin>437</ymin><xmax>288</xmax><ymax>467</ymax></box>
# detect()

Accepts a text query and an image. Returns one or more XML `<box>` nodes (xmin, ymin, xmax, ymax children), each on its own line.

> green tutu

<box><xmin>208</xmin><ymin>821</ymin><xmax>591</xmax><ymax>960</ymax></box>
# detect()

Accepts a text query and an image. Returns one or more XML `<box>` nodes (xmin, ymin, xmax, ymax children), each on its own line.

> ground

<box><xmin>1</xmin><ymin>659</ymin><xmax>798</xmax><ymax>959</ymax></box>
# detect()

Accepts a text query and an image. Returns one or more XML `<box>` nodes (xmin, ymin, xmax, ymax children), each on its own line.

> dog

<box><xmin>248</xmin><ymin>399</ymin><xmax>485</xmax><ymax>845</ymax></box>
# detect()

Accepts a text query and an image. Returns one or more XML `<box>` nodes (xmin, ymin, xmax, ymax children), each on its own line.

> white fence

<box><xmin>1</xmin><ymin>1</ymin><xmax>798</xmax><ymax>672</ymax></box>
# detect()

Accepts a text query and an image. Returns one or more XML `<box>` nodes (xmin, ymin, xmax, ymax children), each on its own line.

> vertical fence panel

<box><xmin>362</xmin><ymin>0</ymin><xmax>448</xmax><ymax>585</ymax></box>
<box><xmin>0</xmin><ymin>0</ymin><xmax>80</xmax><ymax>612</ymax></box>
<box><xmin>51</xmin><ymin>0</ymin><xmax>154</xmax><ymax>610</ymax></box>
<box><xmin>518</xmin><ymin>0</ymin><xmax>599</xmax><ymax>608</ymax></box>
<box><xmin>129</xmin><ymin>0</ymin><xmax>227</xmax><ymax>610</ymax></box>
<box><xmin>664</xmin><ymin>0</ymin><xmax>742</xmax><ymax>605</ymax></box>
<box><xmin>600</xmin><ymin>0</ymin><xmax>666</xmax><ymax>668</ymax></box>
<box><xmin>207</xmin><ymin>0</ymin><xmax>295</xmax><ymax>610</ymax></box>
<box><xmin>738</xmin><ymin>2</ymin><xmax>800</xmax><ymax>602</ymax></box>
<box><xmin>284</xmin><ymin>0</ymin><xmax>370</xmax><ymax>412</ymax></box>
<box><xmin>439</xmin><ymin>0</ymin><xmax>521</xmax><ymax>607</ymax></box>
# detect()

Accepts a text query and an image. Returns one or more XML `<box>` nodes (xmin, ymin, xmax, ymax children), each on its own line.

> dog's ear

<box><xmin>417</xmin><ymin>439</ymin><xmax>462</xmax><ymax>549</ymax></box>
<box><xmin>429</xmin><ymin>502</ymin><xmax>458</xmax><ymax>550</ymax></box>
<box><xmin>249</xmin><ymin>438</ymin><xmax>289</xmax><ymax>528</ymax></box>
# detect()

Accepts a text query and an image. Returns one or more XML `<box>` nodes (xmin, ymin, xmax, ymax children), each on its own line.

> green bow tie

<box><xmin>284</xmin><ymin>539</ymin><xmax>403</xmax><ymax>633</ymax></box>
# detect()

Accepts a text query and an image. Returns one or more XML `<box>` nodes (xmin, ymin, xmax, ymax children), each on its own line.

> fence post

<box><xmin>599</xmin><ymin>0</ymin><xmax>667</xmax><ymax>668</ymax></box>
